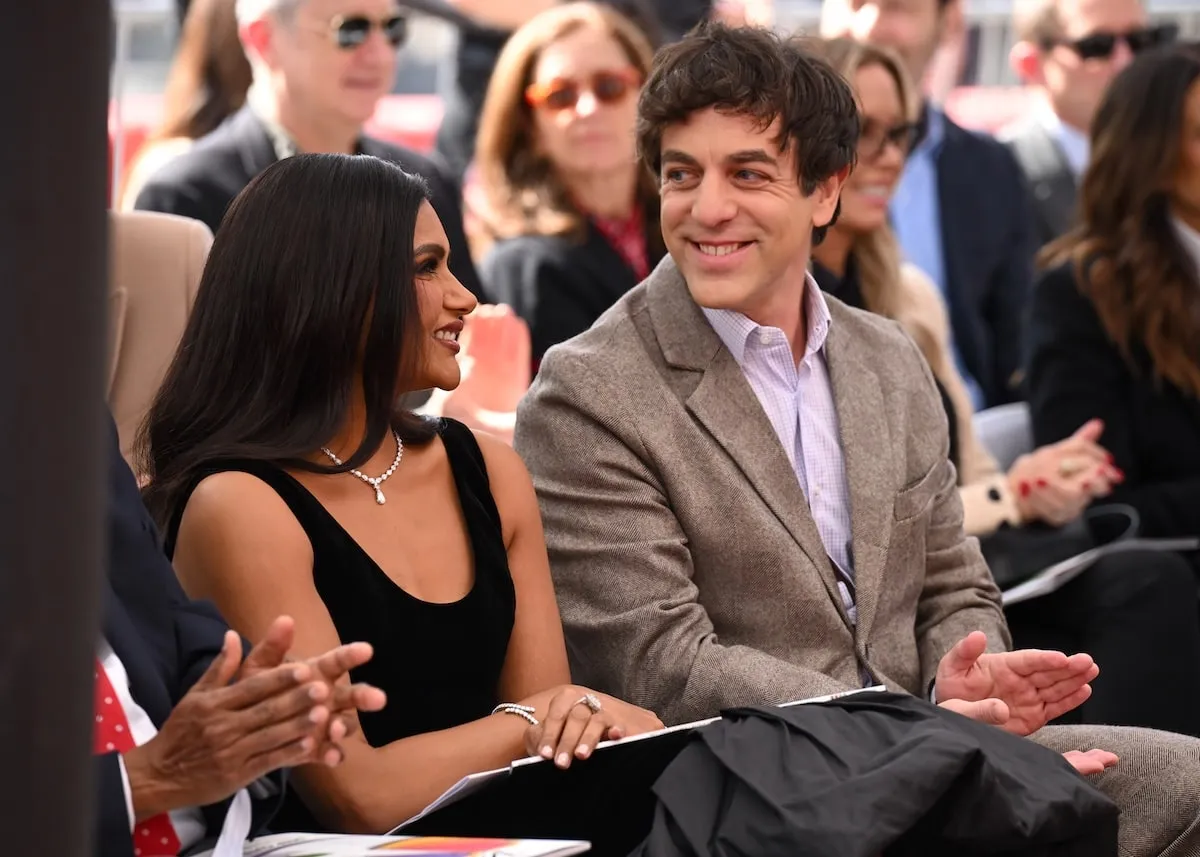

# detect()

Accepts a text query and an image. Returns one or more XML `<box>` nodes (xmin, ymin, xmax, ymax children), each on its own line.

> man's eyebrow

<box><xmin>726</xmin><ymin>149</ymin><xmax>778</xmax><ymax>167</ymax></box>
<box><xmin>660</xmin><ymin>149</ymin><xmax>701</xmax><ymax>167</ymax></box>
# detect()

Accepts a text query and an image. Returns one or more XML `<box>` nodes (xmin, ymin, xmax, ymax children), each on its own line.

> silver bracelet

<box><xmin>492</xmin><ymin>702</ymin><xmax>539</xmax><ymax>726</ymax></box>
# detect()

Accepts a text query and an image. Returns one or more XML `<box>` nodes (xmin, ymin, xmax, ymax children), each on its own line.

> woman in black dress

<box><xmin>138</xmin><ymin>153</ymin><xmax>662</xmax><ymax>834</ymax></box>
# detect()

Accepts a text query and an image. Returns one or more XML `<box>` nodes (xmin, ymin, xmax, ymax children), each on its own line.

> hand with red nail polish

<box><xmin>1006</xmin><ymin>419</ymin><xmax>1113</xmax><ymax>526</ymax></box>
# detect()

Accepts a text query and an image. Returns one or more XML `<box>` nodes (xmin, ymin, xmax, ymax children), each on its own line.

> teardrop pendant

<box><xmin>374</xmin><ymin>486</ymin><xmax>386</xmax><ymax>505</ymax></box>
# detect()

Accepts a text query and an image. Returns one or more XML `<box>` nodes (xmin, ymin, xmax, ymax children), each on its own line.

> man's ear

<box><xmin>1010</xmin><ymin>40</ymin><xmax>1046</xmax><ymax>85</ymax></box>
<box><xmin>813</xmin><ymin>164</ymin><xmax>852</xmax><ymax>229</ymax></box>
<box><xmin>239</xmin><ymin>17</ymin><xmax>275</xmax><ymax>69</ymax></box>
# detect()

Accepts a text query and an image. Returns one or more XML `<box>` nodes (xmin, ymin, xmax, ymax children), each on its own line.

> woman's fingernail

<box><xmin>556</xmin><ymin>753</ymin><xmax>570</xmax><ymax>768</ymax></box>
<box><xmin>1019</xmin><ymin>481</ymin><xmax>1031</xmax><ymax>497</ymax></box>
<box><xmin>1036</xmin><ymin>478</ymin><xmax>1047</xmax><ymax>488</ymax></box>
<box><xmin>576</xmin><ymin>745</ymin><xmax>590</xmax><ymax>758</ymax></box>
<box><xmin>541</xmin><ymin>746</ymin><xmax>553</xmax><ymax>758</ymax></box>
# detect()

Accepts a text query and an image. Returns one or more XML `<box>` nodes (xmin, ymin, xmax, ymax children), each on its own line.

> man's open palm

<box><xmin>935</xmin><ymin>632</ymin><xmax>1099</xmax><ymax>736</ymax></box>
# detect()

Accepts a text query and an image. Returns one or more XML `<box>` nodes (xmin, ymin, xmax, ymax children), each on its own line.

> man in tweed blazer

<box><xmin>514</xmin><ymin>23</ymin><xmax>1200</xmax><ymax>857</ymax></box>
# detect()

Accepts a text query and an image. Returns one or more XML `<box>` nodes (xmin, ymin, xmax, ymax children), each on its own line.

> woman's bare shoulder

<box><xmin>176</xmin><ymin>469</ymin><xmax>313</xmax><ymax>567</ymax></box>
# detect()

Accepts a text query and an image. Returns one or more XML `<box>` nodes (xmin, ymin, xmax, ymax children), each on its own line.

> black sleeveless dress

<box><xmin>166</xmin><ymin>418</ymin><xmax>517</xmax><ymax>831</ymax></box>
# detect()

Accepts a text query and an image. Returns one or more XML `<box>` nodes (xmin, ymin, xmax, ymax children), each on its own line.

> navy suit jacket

<box><xmin>96</xmin><ymin>415</ymin><xmax>284</xmax><ymax>857</ymax></box>
<box><xmin>935</xmin><ymin>115</ymin><xmax>1037</xmax><ymax>407</ymax></box>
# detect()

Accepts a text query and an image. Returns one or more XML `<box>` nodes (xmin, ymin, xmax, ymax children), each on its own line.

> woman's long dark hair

<box><xmin>138</xmin><ymin>153</ymin><xmax>438</xmax><ymax>531</ymax></box>
<box><xmin>1041</xmin><ymin>44</ymin><xmax>1200</xmax><ymax>397</ymax></box>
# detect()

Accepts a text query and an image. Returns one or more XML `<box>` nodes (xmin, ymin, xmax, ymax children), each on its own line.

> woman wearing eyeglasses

<box><xmin>1029</xmin><ymin>46</ymin><xmax>1200</xmax><ymax>554</ymax></box>
<box><xmin>473</xmin><ymin>2</ymin><xmax>664</xmax><ymax>371</ymax></box>
<box><xmin>807</xmin><ymin>36</ymin><xmax>1200</xmax><ymax>737</ymax></box>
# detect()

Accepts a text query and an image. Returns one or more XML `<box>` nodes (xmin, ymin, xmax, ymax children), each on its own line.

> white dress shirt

<box><xmin>98</xmin><ymin>639</ymin><xmax>208</xmax><ymax>852</ymax></box>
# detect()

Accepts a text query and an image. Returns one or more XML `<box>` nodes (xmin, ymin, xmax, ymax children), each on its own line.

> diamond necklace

<box><xmin>320</xmin><ymin>429</ymin><xmax>403</xmax><ymax>505</ymax></box>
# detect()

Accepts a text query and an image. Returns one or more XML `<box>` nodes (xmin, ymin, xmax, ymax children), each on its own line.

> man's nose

<box><xmin>691</xmin><ymin>176</ymin><xmax>736</xmax><ymax>225</ymax></box>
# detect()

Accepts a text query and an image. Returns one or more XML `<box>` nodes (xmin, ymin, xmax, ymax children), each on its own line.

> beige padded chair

<box><xmin>108</xmin><ymin>210</ymin><xmax>213</xmax><ymax>469</ymax></box>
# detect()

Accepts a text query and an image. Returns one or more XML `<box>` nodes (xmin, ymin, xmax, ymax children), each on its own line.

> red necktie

<box><xmin>94</xmin><ymin>657</ymin><xmax>182</xmax><ymax>857</ymax></box>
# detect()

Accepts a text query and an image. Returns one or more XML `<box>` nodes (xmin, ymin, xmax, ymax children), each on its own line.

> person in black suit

<box><xmin>1028</xmin><ymin>45</ymin><xmax>1200</xmax><ymax>548</ymax></box>
<box><xmin>474</xmin><ymin>3</ymin><xmax>664</xmax><ymax>369</ymax></box>
<box><xmin>820</xmin><ymin>0</ymin><xmax>1035</xmax><ymax>409</ymax></box>
<box><xmin>134</xmin><ymin>0</ymin><xmax>486</xmax><ymax>301</ymax></box>
<box><xmin>98</xmin><ymin>409</ymin><xmax>386</xmax><ymax>856</ymax></box>
<box><xmin>1001</xmin><ymin>0</ymin><xmax>1176</xmax><ymax>252</ymax></box>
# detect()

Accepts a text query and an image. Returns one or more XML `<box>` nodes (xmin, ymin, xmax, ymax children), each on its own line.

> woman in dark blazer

<box><xmin>473</xmin><ymin>2</ymin><xmax>664</xmax><ymax>369</ymax></box>
<box><xmin>1028</xmin><ymin>44</ymin><xmax>1200</xmax><ymax>545</ymax></box>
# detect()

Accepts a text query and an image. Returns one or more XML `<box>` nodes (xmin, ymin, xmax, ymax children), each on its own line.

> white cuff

<box><xmin>117</xmin><ymin>754</ymin><xmax>136</xmax><ymax>832</ymax></box>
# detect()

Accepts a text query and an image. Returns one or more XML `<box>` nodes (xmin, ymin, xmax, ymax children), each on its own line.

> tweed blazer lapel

<box><xmin>824</xmin><ymin>302</ymin><xmax>893</xmax><ymax>643</ymax></box>
<box><xmin>641</xmin><ymin>259</ymin><xmax>853</xmax><ymax>627</ymax></box>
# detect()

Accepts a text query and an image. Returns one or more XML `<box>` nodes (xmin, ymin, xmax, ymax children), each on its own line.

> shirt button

<box><xmin>758</xmin><ymin>330</ymin><xmax>772</xmax><ymax>345</ymax></box>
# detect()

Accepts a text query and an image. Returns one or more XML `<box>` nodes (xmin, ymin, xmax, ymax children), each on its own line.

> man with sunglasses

<box><xmin>134</xmin><ymin>0</ymin><xmax>487</xmax><ymax>301</ymax></box>
<box><xmin>1004</xmin><ymin>0</ymin><xmax>1178</xmax><ymax>249</ymax></box>
<box><xmin>820</xmin><ymin>0</ymin><xmax>1034</xmax><ymax>412</ymax></box>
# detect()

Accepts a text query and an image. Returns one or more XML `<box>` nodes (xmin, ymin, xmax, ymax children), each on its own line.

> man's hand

<box><xmin>1063</xmin><ymin>749</ymin><xmax>1119</xmax><ymax>775</ymax></box>
<box><xmin>124</xmin><ymin>621</ymin><xmax>385</xmax><ymax>820</ymax></box>
<box><xmin>938</xmin><ymin>696</ymin><xmax>1010</xmax><ymax>726</ymax></box>
<box><xmin>937</xmin><ymin>698</ymin><xmax>1119</xmax><ymax>774</ymax></box>
<box><xmin>236</xmin><ymin>616</ymin><xmax>387</xmax><ymax>767</ymax></box>
<box><xmin>935</xmin><ymin>631</ymin><xmax>1098</xmax><ymax>736</ymax></box>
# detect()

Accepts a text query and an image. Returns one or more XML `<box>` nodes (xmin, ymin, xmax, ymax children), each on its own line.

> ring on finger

<box><xmin>574</xmin><ymin>693</ymin><xmax>602</xmax><ymax>713</ymax></box>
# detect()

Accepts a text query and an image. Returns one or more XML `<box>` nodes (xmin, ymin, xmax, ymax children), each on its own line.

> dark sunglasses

<box><xmin>325</xmin><ymin>12</ymin><xmax>409</xmax><ymax>49</ymax></box>
<box><xmin>858</xmin><ymin>118</ymin><xmax>920</xmax><ymax>161</ymax></box>
<box><xmin>525</xmin><ymin>68</ymin><xmax>641</xmax><ymax>112</ymax></box>
<box><xmin>1044</xmin><ymin>22</ymin><xmax>1178</xmax><ymax>61</ymax></box>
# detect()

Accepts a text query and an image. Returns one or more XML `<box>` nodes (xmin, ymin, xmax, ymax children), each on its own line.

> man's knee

<box><xmin>1035</xmin><ymin>724</ymin><xmax>1200</xmax><ymax>856</ymax></box>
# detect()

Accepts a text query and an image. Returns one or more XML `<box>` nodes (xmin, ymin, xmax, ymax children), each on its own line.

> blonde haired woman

<box><xmin>807</xmin><ymin>36</ymin><xmax>1200</xmax><ymax>737</ymax></box>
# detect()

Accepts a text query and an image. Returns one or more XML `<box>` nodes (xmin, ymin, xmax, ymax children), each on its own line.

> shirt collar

<box><xmin>702</xmin><ymin>272</ymin><xmax>832</xmax><ymax>366</ymax></box>
<box><xmin>249</xmin><ymin>101</ymin><xmax>366</xmax><ymax>160</ymax></box>
<box><xmin>1037</xmin><ymin>99</ymin><xmax>1089</xmax><ymax>178</ymax></box>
